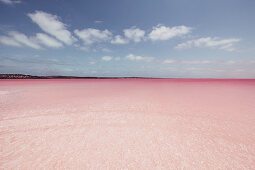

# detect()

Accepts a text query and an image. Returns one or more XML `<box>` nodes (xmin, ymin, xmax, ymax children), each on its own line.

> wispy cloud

<box><xmin>0</xmin><ymin>0</ymin><xmax>21</xmax><ymax>5</ymax></box>
<box><xmin>101</xmin><ymin>48</ymin><xmax>112</xmax><ymax>52</ymax></box>
<box><xmin>224</xmin><ymin>60</ymin><xmax>255</xmax><ymax>65</ymax></box>
<box><xmin>175</xmin><ymin>37</ymin><xmax>240</xmax><ymax>51</ymax></box>
<box><xmin>0</xmin><ymin>35</ymin><xmax>22</xmax><ymax>47</ymax></box>
<box><xmin>162</xmin><ymin>59</ymin><xmax>255</xmax><ymax>65</ymax></box>
<box><xmin>162</xmin><ymin>59</ymin><xmax>176</xmax><ymax>64</ymax></box>
<box><xmin>0</xmin><ymin>31</ymin><xmax>63</xmax><ymax>49</ymax></box>
<box><xmin>28</xmin><ymin>11</ymin><xmax>76</xmax><ymax>45</ymax></box>
<box><xmin>163</xmin><ymin>59</ymin><xmax>215</xmax><ymax>64</ymax></box>
<box><xmin>125</xmin><ymin>54</ymin><xmax>154</xmax><ymax>62</ymax></box>
<box><xmin>73</xmin><ymin>44</ymin><xmax>90</xmax><ymax>51</ymax></box>
<box><xmin>8</xmin><ymin>31</ymin><xmax>42</xmax><ymax>49</ymax></box>
<box><xmin>94</xmin><ymin>20</ymin><xmax>103</xmax><ymax>24</ymax></box>
<box><xmin>149</xmin><ymin>25</ymin><xmax>191</xmax><ymax>41</ymax></box>
<box><xmin>0</xmin><ymin>55</ymin><xmax>73</xmax><ymax>66</ymax></box>
<box><xmin>74</xmin><ymin>28</ymin><xmax>112</xmax><ymax>45</ymax></box>
<box><xmin>124</xmin><ymin>27</ymin><xmax>145</xmax><ymax>43</ymax></box>
<box><xmin>35</xmin><ymin>33</ymin><xmax>63</xmax><ymax>48</ymax></box>
<box><xmin>180</xmin><ymin>60</ymin><xmax>214</xmax><ymax>64</ymax></box>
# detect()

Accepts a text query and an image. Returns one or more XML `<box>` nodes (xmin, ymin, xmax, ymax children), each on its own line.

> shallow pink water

<box><xmin>0</xmin><ymin>79</ymin><xmax>255</xmax><ymax>169</ymax></box>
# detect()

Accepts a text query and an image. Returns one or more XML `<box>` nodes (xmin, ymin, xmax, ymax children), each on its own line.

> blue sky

<box><xmin>0</xmin><ymin>0</ymin><xmax>255</xmax><ymax>78</ymax></box>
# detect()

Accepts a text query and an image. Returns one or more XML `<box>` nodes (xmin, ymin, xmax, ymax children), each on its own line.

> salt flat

<box><xmin>0</xmin><ymin>79</ymin><xmax>255</xmax><ymax>169</ymax></box>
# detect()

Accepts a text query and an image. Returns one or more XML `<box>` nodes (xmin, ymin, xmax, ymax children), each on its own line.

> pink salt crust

<box><xmin>0</xmin><ymin>79</ymin><xmax>255</xmax><ymax>169</ymax></box>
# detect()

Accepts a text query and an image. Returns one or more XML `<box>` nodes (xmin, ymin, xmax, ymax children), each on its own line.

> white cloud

<box><xmin>111</xmin><ymin>35</ymin><xmax>129</xmax><ymax>44</ymax></box>
<box><xmin>8</xmin><ymin>31</ymin><xmax>42</xmax><ymax>49</ymax></box>
<box><xmin>125</xmin><ymin>54</ymin><xmax>154</xmax><ymax>62</ymax></box>
<box><xmin>102</xmin><ymin>56</ymin><xmax>112</xmax><ymax>61</ymax></box>
<box><xmin>163</xmin><ymin>59</ymin><xmax>176</xmax><ymax>64</ymax></box>
<box><xmin>89</xmin><ymin>61</ymin><xmax>96</xmax><ymax>65</ymax></box>
<box><xmin>0</xmin><ymin>35</ymin><xmax>22</xmax><ymax>47</ymax></box>
<box><xmin>162</xmin><ymin>59</ymin><xmax>214</xmax><ymax>64</ymax></box>
<box><xmin>102</xmin><ymin>56</ymin><xmax>113</xmax><ymax>61</ymax></box>
<box><xmin>36</xmin><ymin>33</ymin><xmax>63</xmax><ymax>48</ymax></box>
<box><xmin>224</xmin><ymin>60</ymin><xmax>255</xmax><ymax>65</ymax></box>
<box><xmin>0</xmin><ymin>0</ymin><xmax>21</xmax><ymax>5</ymax></box>
<box><xmin>28</xmin><ymin>11</ymin><xmax>76</xmax><ymax>45</ymax></box>
<box><xmin>74</xmin><ymin>28</ymin><xmax>112</xmax><ymax>45</ymax></box>
<box><xmin>101</xmin><ymin>56</ymin><xmax>120</xmax><ymax>61</ymax></box>
<box><xmin>149</xmin><ymin>25</ymin><xmax>191</xmax><ymax>41</ymax></box>
<box><xmin>124</xmin><ymin>27</ymin><xmax>145</xmax><ymax>42</ymax></box>
<box><xmin>175</xmin><ymin>37</ymin><xmax>240</xmax><ymax>51</ymax></box>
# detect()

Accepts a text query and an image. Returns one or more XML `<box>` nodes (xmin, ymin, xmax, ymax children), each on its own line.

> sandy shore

<box><xmin>0</xmin><ymin>79</ymin><xmax>255</xmax><ymax>169</ymax></box>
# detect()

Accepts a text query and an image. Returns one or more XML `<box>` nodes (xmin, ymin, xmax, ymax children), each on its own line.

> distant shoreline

<box><xmin>0</xmin><ymin>74</ymin><xmax>163</xmax><ymax>79</ymax></box>
<box><xmin>0</xmin><ymin>74</ymin><xmax>254</xmax><ymax>79</ymax></box>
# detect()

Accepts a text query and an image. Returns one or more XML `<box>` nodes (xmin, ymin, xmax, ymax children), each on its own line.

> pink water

<box><xmin>0</xmin><ymin>79</ymin><xmax>255</xmax><ymax>169</ymax></box>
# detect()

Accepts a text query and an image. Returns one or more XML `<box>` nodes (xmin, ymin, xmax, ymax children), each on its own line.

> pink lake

<box><xmin>0</xmin><ymin>79</ymin><xmax>255</xmax><ymax>169</ymax></box>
